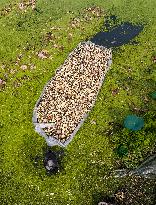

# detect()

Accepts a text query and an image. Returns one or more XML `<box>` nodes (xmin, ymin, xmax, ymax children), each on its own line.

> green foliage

<box><xmin>109</xmin><ymin>111</ymin><xmax>156</xmax><ymax>169</ymax></box>
<box><xmin>0</xmin><ymin>0</ymin><xmax>156</xmax><ymax>204</ymax></box>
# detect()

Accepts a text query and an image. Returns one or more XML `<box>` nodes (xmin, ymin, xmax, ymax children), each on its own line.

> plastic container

<box><xmin>32</xmin><ymin>41</ymin><xmax>112</xmax><ymax>147</ymax></box>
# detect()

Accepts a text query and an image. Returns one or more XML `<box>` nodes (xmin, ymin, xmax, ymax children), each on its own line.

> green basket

<box><xmin>124</xmin><ymin>115</ymin><xmax>144</xmax><ymax>131</ymax></box>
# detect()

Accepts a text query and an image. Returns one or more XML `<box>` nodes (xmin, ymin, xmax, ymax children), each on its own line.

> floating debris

<box><xmin>30</xmin><ymin>64</ymin><xmax>36</xmax><ymax>70</ymax></box>
<box><xmin>43</xmin><ymin>32</ymin><xmax>56</xmax><ymax>44</ymax></box>
<box><xmin>37</xmin><ymin>50</ymin><xmax>50</xmax><ymax>59</ymax></box>
<box><xmin>15</xmin><ymin>53</ymin><xmax>23</xmax><ymax>65</ymax></box>
<box><xmin>111</xmin><ymin>88</ymin><xmax>120</xmax><ymax>96</ymax></box>
<box><xmin>13</xmin><ymin>80</ymin><xmax>22</xmax><ymax>88</ymax></box>
<box><xmin>0</xmin><ymin>4</ymin><xmax>13</xmax><ymax>16</ymax></box>
<box><xmin>90</xmin><ymin>120</ymin><xmax>96</xmax><ymax>125</ymax></box>
<box><xmin>50</xmin><ymin>26</ymin><xmax>62</xmax><ymax>31</ymax></box>
<box><xmin>18</xmin><ymin>0</ymin><xmax>36</xmax><ymax>11</ymax></box>
<box><xmin>53</xmin><ymin>44</ymin><xmax>59</xmax><ymax>49</ymax></box>
<box><xmin>70</xmin><ymin>19</ymin><xmax>80</xmax><ymax>29</ymax></box>
<box><xmin>29</xmin><ymin>0</ymin><xmax>36</xmax><ymax>10</ymax></box>
<box><xmin>1</xmin><ymin>65</ymin><xmax>6</xmax><ymax>69</ymax></box>
<box><xmin>0</xmin><ymin>79</ymin><xmax>6</xmax><ymax>89</ymax></box>
<box><xmin>58</xmin><ymin>45</ymin><xmax>64</xmax><ymax>52</ymax></box>
<box><xmin>20</xmin><ymin>64</ymin><xmax>28</xmax><ymax>70</ymax></box>
<box><xmin>10</xmin><ymin>69</ymin><xmax>16</xmax><ymax>74</ymax></box>
<box><xmin>18</xmin><ymin>3</ymin><xmax>26</xmax><ymax>11</ymax></box>
<box><xmin>84</xmin><ymin>6</ymin><xmax>104</xmax><ymax>17</ymax></box>
<box><xmin>115</xmin><ymin>191</ymin><xmax>126</xmax><ymax>201</ymax></box>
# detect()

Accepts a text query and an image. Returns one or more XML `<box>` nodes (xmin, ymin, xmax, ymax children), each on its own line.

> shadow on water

<box><xmin>90</xmin><ymin>15</ymin><xmax>144</xmax><ymax>48</ymax></box>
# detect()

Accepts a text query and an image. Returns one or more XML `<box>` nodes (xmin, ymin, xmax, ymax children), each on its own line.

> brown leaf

<box><xmin>37</xmin><ymin>50</ymin><xmax>50</xmax><ymax>59</ymax></box>
<box><xmin>20</xmin><ymin>64</ymin><xmax>28</xmax><ymax>70</ymax></box>
<box><xmin>111</xmin><ymin>88</ymin><xmax>119</xmax><ymax>96</ymax></box>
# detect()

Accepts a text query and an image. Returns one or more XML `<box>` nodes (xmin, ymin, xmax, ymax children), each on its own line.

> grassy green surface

<box><xmin>0</xmin><ymin>0</ymin><xmax>156</xmax><ymax>204</ymax></box>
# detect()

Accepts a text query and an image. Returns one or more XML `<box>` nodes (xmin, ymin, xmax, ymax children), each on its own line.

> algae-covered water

<box><xmin>0</xmin><ymin>0</ymin><xmax>156</xmax><ymax>204</ymax></box>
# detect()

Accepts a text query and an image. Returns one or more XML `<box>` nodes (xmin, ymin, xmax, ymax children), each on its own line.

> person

<box><xmin>44</xmin><ymin>150</ymin><xmax>59</xmax><ymax>175</ymax></box>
